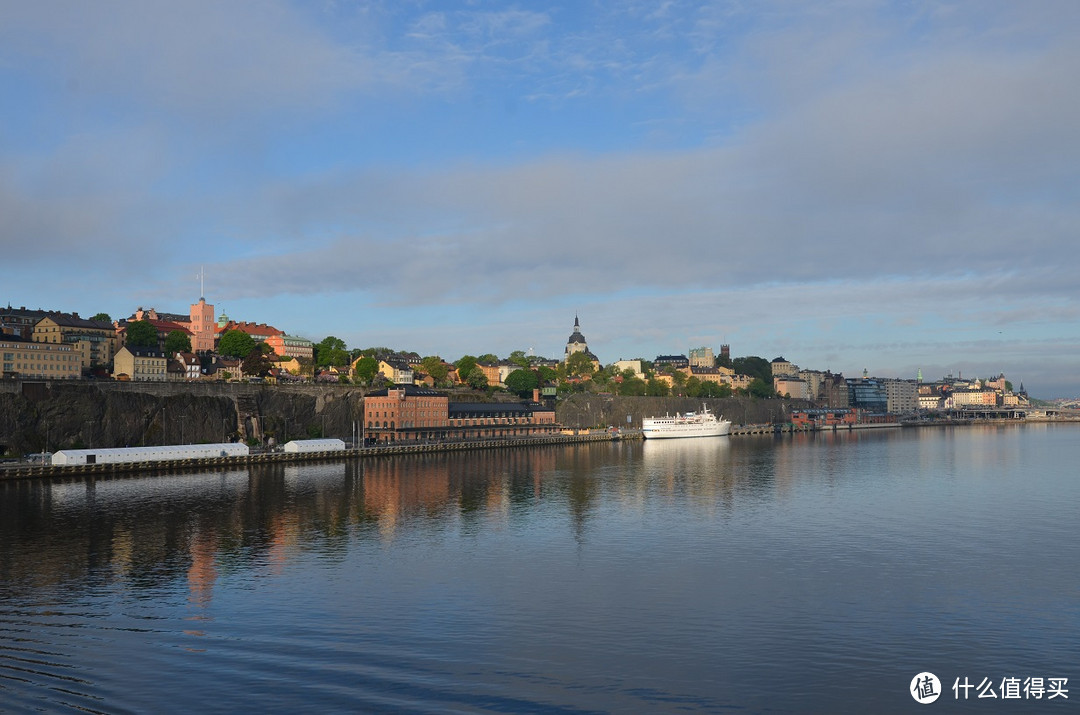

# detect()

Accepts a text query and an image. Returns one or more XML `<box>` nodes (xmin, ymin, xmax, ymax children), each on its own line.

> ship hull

<box><xmin>641</xmin><ymin>415</ymin><xmax>732</xmax><ymax>439</ymax></box>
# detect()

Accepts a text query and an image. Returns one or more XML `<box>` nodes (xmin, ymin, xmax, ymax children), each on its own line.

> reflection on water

<box><xmin>1</xmin><ymin>427</ymin><xmax>1078</xmax><ymax>713</ymax></box>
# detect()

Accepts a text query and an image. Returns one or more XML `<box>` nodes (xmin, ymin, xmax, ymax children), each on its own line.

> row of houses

<box><xmin>1</xmin><ymin>298</ymin><xmax>317</xmax><ymax>380</ymax></box>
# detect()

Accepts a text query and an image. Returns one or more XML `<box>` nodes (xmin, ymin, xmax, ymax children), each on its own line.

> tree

<box><xmin>505</xmin><ymin>368</ymin><xmax>539</xmax><ymax>398</ymax></box>
<box><xmin>646</xmin><ymin>378</ymin><xmax>670</xmax><ymax>396</ymax></box>
<box><xmin>353</xmin><ymin>356</ymin><xmax>378</xmax><ymax>383</ymax></box>
<box><xmin>618</xmin><ymin>377</ymin><xmax>647</xmax><ymax>396</ymax></box>
<box><xmin>466</xmin><ymin>370</ymin><xmax>488</xmax><ymax>390</ymax></box>
<box><xmin>733</xmin><ymin>356</ymin><xmax>772</xmax><ymax>383</ymax></box>
<box><xmin>125</xmin><ymin>320</ymin><xmax>158</xmax><ymax>348</ymax></box>
<box><xmin>218</xmin><ymin>329</ymin><xmax>256</xmax><ymax>358</ymax></box>
<box><xmin>476</xmin><ymin>353</ymin><xmax>499</xmax><ymax>364</ymax></box>
<box><xmin>90</xmin><ymin>312</ymin><xmax>112</xmax><ymax>323</ymax></box>
<box><xmin>565</xmin><ymin>351</ymin><xmax>594</xmax><ymax>378</ymax></box>
<box><xmin>455</xmin><ymin>355</ymin><xmax>478</xmax><ymax>382</ymax></box>
<box><xmin>315</xmin><ymin>336</ymin><xmax>349</xmax><ymax>367</ymax></box>
<box><xmin>536</xmin><ymin>365</ymin><xmax>557</xmax><ymax>384</ymax></box>
<box><xmin>698</xmin><ymin>381</ymin><xmax>732</xmax><ymax>398</ymax></box>
<box><xmin>748</xmin><ymin>377</ymin><xmax>775</xmax><ymax>399</ymax></box>
<box><xmin>508</xmin><ymin>350</ymin><xmax>530</xmax><ymax>368</ymax></box>
<box><xmin>164</xmin><ymin>330</ymin><xmax>192</xmax><ymax>355</ymax></box>
<box><xmin>421</xmin><ymin>356</ymin><xmax>449</xmax><ymax>385</ymax></box>
<box><xmin>242</xmin><ymin>347</ymin><xmax>272</xmax><ymax>378</ymax></box>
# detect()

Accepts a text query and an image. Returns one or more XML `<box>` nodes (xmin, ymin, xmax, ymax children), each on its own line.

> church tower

<box><xmin>565</xmin><ymin>315</ymin><xmax>588</xmax><ymax>360</ymax></box>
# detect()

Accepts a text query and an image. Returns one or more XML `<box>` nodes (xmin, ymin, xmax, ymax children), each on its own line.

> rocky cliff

<box><xmin>0</xmin><ymin>381</ymin><xmax>808</xmax><ymax>456</ymax></box>
<box><xmin>0</xmin><ymin>381</ymin><xmax>364</xmax><ymax>455</ymax></box>
<box><xmin>555</xmin><ymin>393</ymin><xmax>810</xmax><ymax>430</ymax></box>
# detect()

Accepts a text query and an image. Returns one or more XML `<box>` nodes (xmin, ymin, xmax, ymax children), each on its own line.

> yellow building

<box><xmin>33</xmin><ymin>315</ymin><xmax>118</xmax><ymax>373</ymax></box>
<box><xmin>113</xmin><ymin>346</ymin><xmax>168</xmax><ymax>381</ymax></box>
<box><xmin>378</xmin><ymin>358</ymin><xmax>414</xmax><ymax>384</ymax></box>
<box><xmin>1</xmin><ymin>335</ymin><xmax>81</xmax><ymax>379</ymax></box>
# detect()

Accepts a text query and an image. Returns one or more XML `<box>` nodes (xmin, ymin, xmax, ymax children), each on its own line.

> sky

<box><xmin>1</xmin><ymin>1</ymin><xmax>1078</xmax><ymax>398</ymax></box>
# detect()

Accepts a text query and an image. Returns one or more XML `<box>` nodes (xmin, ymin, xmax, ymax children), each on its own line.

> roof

<box><xmin>121</xmin><ymin>346</ymin><xmax>166</xmax><ymax>358</ymax></box>
<box><xmin>216</xmin><ymin>321</ymin><xmax>283</xmax><ymax>337</ymax></box>
<box><xmin>41</xmin><ymin>315</ymin><xmax>114</xmax><ymax>331</ymax></box>
<box><xmin>366</xmin><ymin>385</ymin><xmax>444</xmax><ymax>398</ymax></box>
<box><xmin>448</xmin><ymin>402</ymin><xmax>552</xmax><ymax>417</ymax></box>
<box><xmin>1</xmin><ymin>306</ymin><xmax>59</xmax><ymax>319</ymax></box>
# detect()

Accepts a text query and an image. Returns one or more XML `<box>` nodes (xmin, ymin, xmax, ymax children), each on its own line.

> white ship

<box><xmin>642</xmin><ymin>406</ymin><xmax>732</xmax><ymax>439</ymax></box>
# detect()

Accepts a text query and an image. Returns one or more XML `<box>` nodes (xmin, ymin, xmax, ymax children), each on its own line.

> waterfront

<box><xmin>1</xmin><ymin>425</ymin><xmax>1077</xmax><ymax>713</ymax></box>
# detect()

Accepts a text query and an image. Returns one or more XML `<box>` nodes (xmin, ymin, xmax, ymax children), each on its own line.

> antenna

<box><xmin>196</xmin><ymin>266</ymin><xmax>205</xmax><ymax>299</ymax></box>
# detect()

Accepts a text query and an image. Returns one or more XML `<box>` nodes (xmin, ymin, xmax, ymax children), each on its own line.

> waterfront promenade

<box><xmin>6</xmin><ymin>413</ymin><xmax>1076</xmax><ymax>481</ymax></box>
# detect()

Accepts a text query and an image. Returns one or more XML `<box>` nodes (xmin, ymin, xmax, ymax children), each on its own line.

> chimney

<box><xmin>533</xmin><ymin>388</ymin><xmax>540</xmax><ymax>403</ymax></box>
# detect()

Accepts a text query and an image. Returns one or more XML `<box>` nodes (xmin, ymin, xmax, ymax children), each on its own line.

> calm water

<box><xmin>1</xmin><ymin>425</ymin><xmax>1078</xmax><ymax>713</ymax></box>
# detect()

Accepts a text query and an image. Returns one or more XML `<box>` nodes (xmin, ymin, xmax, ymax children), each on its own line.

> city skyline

<box><xmin>2</xmin><ymin>1</ymin><xmax>1078</xmax><ymax>397</ymax></box>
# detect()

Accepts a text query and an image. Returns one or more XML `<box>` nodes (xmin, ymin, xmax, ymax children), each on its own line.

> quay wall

<box><xmin>0</xmin><ymin>432</ymin><xmax>621</xmax><ymax>481</ymax></box>
<box><xmin>0</xmin><ymin>381</ymin><xmax>811</xmax><ymax>457</ymax></box>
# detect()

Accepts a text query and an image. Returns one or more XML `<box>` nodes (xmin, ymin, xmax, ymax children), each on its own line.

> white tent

<box><xmin>52</xmin><ymin>443</ymin><xmax>249</xmax><ymax>466</ymax></box>
<box><xmin>282</xmin><ymin>439</ymin><xmax>346</xmax><ymax>454</ymax></box>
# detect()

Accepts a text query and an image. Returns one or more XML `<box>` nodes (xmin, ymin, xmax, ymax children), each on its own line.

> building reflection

<box><xmin>1</xmin><ymin>439</ymin><xmax>866</xmax><ymax>605</ymax></box>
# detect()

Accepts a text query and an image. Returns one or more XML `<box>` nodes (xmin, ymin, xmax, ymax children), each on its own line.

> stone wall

<box><xmin>0</xmin><ymin>381</ymin><xmax>365</xmax><ymax>455</ymax></box>
<box><xmin>0</xmin><ymin>380</ymin><xmax>809</xmax><ymax>456</ymax></box>
<box><xmin>555</xmin><ymin>393</ymin><xmax>810</xmax><ymax>430</ymax></box>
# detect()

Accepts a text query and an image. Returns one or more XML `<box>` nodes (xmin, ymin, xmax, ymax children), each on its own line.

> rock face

<box><xmin>0</xmin><ymin>381</ymin><xmax>808</xmax><ymax>457</ymax></box>
<box><xmin>555</xmin><ymin>393</ymin><xmax>809</xmax><ymax>430</ymax></box>
<box><xmin>0</xmin><ymin>382</ymin><xmax>364</xmax><ymax>455</ymax></box>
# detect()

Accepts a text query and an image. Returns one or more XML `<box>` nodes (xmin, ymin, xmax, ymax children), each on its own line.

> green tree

<box><xmin>646</xmin><ymin>378</ymin><xmax>670</xmax><ymax>396</ymax></box>
<box><xmin>421</xmin><ymin>356</ymin><xmax>449</xmax><ymax>385</ymax></box>
<box><xmin>734</xmin><ymin>356</ymin><xmax>772</xmax><ymax>383</ymax></box>
<box><xmin>164</xmin><ymin>330</ymin><xmax>192</xmax><ymax>354</ymax></box>
<box><xmin>218</xmin><ymin>329</ymin><xmax>256</xmax><ymax>358</ymax></box>
<box><xmin>748</xmin><ymin>377</ymin><xmax>775</xmax><ymax>398</ymax></box>
<box><xmin>466</xmin><ymin>370</ymin><xmax>489</xmax><ymax>390</ymax></box>
<box><xmin>684</xmin><ymin>377</ymin><xmax>703</xmax><ymax>397</ymax></box>
<box><xmin>476</xmin><ymin>353</ymin><xmax>499</xmax><ymax>364</ymax></box>
<box><xmin>565</xmin><ymin>351</ymin><xmax>594</xmax><ymax>379</ymax></box>
<box><xmin>90</xmin><ymin>312</ymin><xmax>112</xmax><ymax>323</ymax></box>
<box><xmin>125</xmin><ymin>320</ymin><xmax>158</xmax><ymax>348</ymax></box>
<box><xmin>353</xmin><ymin>356</ymin><xmax>378</xmax><ymax>383</ymax></box>
<box><xmin>536</xmin><ymin>365</ymin><xmax>558</xmax><ymax>384</ymax></box>
<box><xmin>698</xmin><ymin>381</ymin><xmax>732</xmax><ymax>398</ymax></box>
<box><xmin>455</xmin><ymin>355</ymin><xmax>478</xmax><ymax>382</ymax></box>
<box><xmin>504</xmin><ymin>368</ymin><xmax>539</xmax><ymax>397</ymax></box>
<box><xmin>315</xmin><ymin>336</ymin><xmax>350</xmax><ymax>367</ymax></box>
<box><xmin>508</xmin><ymin>350</ymin><xmax>530</xmax><ymax>368</ymax></box>
<box><xmin>618</xmin><ymin>377</ymin><xmax>647</xmax><ymax>396</ymax></box>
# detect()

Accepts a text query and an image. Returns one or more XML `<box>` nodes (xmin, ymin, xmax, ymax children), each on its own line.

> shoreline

<box><xmin>2</xmin><ymin>417</ymin><xmax>1077</xmax><ymax>482</ymax></box>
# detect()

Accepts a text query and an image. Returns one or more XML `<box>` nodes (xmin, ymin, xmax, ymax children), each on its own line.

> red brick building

<box><xmin>364</xmin><ymin>386</ymin><xmax>559</xmax><ymax>443</ymax></box>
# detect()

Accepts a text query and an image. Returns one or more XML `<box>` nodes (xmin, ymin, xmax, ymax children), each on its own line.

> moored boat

<box><xmin>642</xmin><ymin>406</ymin><xmax>732</xmax><ymax>439</ymax></box>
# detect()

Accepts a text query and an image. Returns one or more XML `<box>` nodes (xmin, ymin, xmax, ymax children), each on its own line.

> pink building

<box><xmin>189</xmin><ymin>298</ymin><xmax>216</xmax><ymax>353</ymax></box>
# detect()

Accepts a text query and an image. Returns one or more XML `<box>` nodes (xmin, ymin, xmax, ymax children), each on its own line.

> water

<box><xmin>1</xmin><ymin>425</ymin><xmax>1078</xmax><ymax>713</ymax></box>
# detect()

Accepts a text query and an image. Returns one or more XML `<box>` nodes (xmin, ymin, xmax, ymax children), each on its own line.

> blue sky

<box><xmin>2</xmin><ymin>1</ymin><xmax>1078</xmax><ymax>397</ymax></box>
